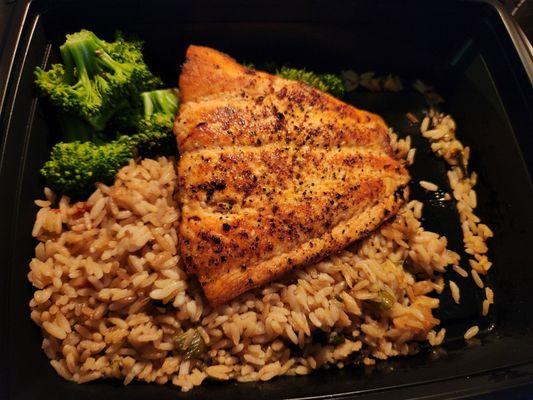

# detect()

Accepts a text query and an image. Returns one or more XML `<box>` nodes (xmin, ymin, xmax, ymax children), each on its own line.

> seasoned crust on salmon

<box><xmin>175</xmin><ymin>46</ymin><xmax>410</xmax><ymax>306</ymax></box>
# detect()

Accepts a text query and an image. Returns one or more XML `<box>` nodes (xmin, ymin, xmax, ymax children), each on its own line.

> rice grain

<box><xmin>471</xmin><ymin>270</ymin><xmax>484</xmax><ymax>289</ymax></box>
<box><xmin>464</xmin><ymin>326</ymin><xmax>479</xmax><ymax>340</ymax></box>
<box><xmin>419</xmin><ymin>181</ymin><xmax>438</xmax><ymax>191</ymax></box>
<box><xmin>449</xmin><ymin>281</ymin><xmax>460</xmax><ymax>304</ymax></box>
<box><xmin>453</xmin><ymin>265</ymin><xmax>468</xmax><ymax>278</ymax></box>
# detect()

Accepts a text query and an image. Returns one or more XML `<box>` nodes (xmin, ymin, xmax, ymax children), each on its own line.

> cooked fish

<box><xmin>175</xmin><ymin>46</ymin><xmax>410</xmax><ymax>306</ymax></box>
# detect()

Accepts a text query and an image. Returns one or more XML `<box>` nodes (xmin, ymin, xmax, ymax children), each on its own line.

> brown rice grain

<box><xmin>471</xmin><ymin>269</ymin><xmax>484</xmax><ymax>289</ymax></box>
<box><xmin>453</xmin><ymin>265</ymin><xmax>468</xmax><ymax>278</ymax></box>
<box><xmin>449</xmin><ymin>281</ymin><xmax>460</xmax><ymax>304</ymax></box>
<box><xmin>485</xmin><ymin>287</ymin><xmax>494</xmax><ymax>304</ymax></box>
<box><xmin>464</xmin><ymin>325</ymin><xmax>479</xmax><ymax>340</ymax></box>
<box><xmin>419</xmin><ymin>181</ymin><xmax>439</xmax><ymax>191</ymax></box>
<box><xmin>482</xmin><ymin>300</ymin><xmax>490</xmax><ymax>316</ymax></box>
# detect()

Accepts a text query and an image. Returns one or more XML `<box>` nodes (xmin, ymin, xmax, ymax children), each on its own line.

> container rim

<box><xmin>473</xmin><ymin>0</ymin><xmax>533</xmax><ymax>84</ymax></box>
<box><xmin>0</xmin><ymin>0</ymin><xmax>33</xmax><ymax>127</ymax></box>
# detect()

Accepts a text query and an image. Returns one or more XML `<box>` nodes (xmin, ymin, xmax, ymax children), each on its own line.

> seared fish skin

<box><xmin>175</xmin><ymin>46</ymin><xmax>410</xmax><ymax>306</ymax></box>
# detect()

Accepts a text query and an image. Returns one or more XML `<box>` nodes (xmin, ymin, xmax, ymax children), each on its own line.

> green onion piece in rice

<box><xmin>175</xmin><ymin>329</ymin><xmax>191</xmax><ymax>351</ymax></box>
<box><xmin>174</xmin><ymin>328</ymin><xmax>206</xmax><ymax>359</ymax></box>
<box><xmin>373</xmin><ymin>290</ymin><xmax>395</xmax><ymax>311</ymax></box>
<box><xmin>327</xmin><ymin>332</ymin><xmax>345</xmax><ymax>346</ymax></box>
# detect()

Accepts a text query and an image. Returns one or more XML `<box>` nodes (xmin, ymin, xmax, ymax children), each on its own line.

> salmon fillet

<box><xmin>175</xmin><ymin>46</ymin><xmax>410</xmax><ymax>306</ymax></box>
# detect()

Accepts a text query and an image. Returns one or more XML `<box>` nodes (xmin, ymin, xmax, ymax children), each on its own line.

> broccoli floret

<box><xmin>41</xmin><ymin>89</ymin><xmax>179</xmax><ymax>197</ymax></box>
<box><xmin>317</xmin><ymin>73</ymin><xmax>346</xmax><ymax>98</ymax></box>
<box><xmin>131</xmin><ymin>114</ymin><xmax>176</xmax><ymax>157</ymax></box>
<box><xmin>242</xmin><ymin>61</ymin><xmax>256</xmax><ymax>70</ymax></box>
<box><xmin>34</xmin><ymin>30</ymin><xmax>161</xmax><ymax>132</ymax></box>
<box><xmin>276</xmin><ymin>67</ymin><xmax>345</xmax><ymax>98</ymax></box>
<box><xmin>124</xmin><ymin>88</ymin><xmax>180</xmax><ymax>156</ymax></box>
<box><xmin>41</xmin><ymin>141</ymin><xmax>134</xmax><ymax>197</ymax></box>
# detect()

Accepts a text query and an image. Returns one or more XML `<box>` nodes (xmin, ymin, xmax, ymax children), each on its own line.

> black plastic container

<box><xmin>1</xmin><ymin>1</ymin><xmax>532</xmax><ymax>399</ymax></box>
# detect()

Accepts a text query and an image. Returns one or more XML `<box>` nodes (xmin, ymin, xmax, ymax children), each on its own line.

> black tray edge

<box><xmin>475</xmin><ymin>0</ymin><xmax>532</xmax><ymax>84</ymax></box>
<box><xmin>0</xmin><ymin>0</ymin><xmax>33</xmax><ymax>127</ymax></box>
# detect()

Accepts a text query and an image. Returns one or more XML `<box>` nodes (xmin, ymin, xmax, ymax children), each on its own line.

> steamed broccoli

<box><xmin>243</xmin><ymin>61</ymin><xmax>345</xmax><ymax>97</ymax></box>
<box><xmin>41</xmin><ymin>141</ymin><xmax>134</xmax><ymax>197</ymax></box>
<box><xmin>131</xmin><ymin>89</ymin><xmax>180</xmax><ymax>156</ymax></box>
<box><xmin>276</xmin><ymin>67</ymin><xmax>345</xmax><ymax>98</ymax></box>
<box><xmin>316</xmin><ymin>73</ymin><xmax>346</xmax><ymax>98</ymax></box>
<box><xmin>34</xmin><ymin>30</ymin><xmax>161</xmax><ymax>132</ymax></box>
<box><xmin>41</xmin><ymin>88</ymin><xmax>179</xmax><ymax>197</ymax></box>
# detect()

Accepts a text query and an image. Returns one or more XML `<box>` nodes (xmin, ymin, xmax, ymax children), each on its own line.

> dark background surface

<box><xmin>2</xmin><ymin>5</ymin><xmax>533</xmax><ymax>65</ymax></box>
<box><xmin>1</xmin><ymin>1</ymin><xmax>531</xmax><ymax>71</ymax></box>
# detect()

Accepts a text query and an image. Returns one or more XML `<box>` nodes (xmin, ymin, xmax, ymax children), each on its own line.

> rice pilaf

<box><xmin>28</xmin><ymin>112</ymin><xmax>492</xmax><ymax>391</ymax></box>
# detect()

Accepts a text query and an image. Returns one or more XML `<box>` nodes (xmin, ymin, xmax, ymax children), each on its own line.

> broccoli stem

<box><xmin>94</xmin><ymin>48</ymin><xmax>131</xmax><ymax>76</ymax></box>
<box><xmin>58</xmin><ymin>44</ymin><xmax>75</xmax><ymax>84</ymax></box>
<box><xmin>141</xmin><ymin>91</ymin><xmax>155</xmax><ymax>116</ymax></box>
<box><xmin>141</xmin><ymin>89</ymin><xmax>179</xmax><ymax>117</ymax></box>
<box><xmin>58</xmin><ymin>113</ymin><xmax>97</xmax><ymax>143</ymax></box>
<box><xmin>59</xmin><ymin>32</ymin><xmax>110</xmax><ymax>131</ymax></box>
<box><xmin>61</xmin><ymin>31</ymin><xmax>101</xmax><ymax>79</ymax></box>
